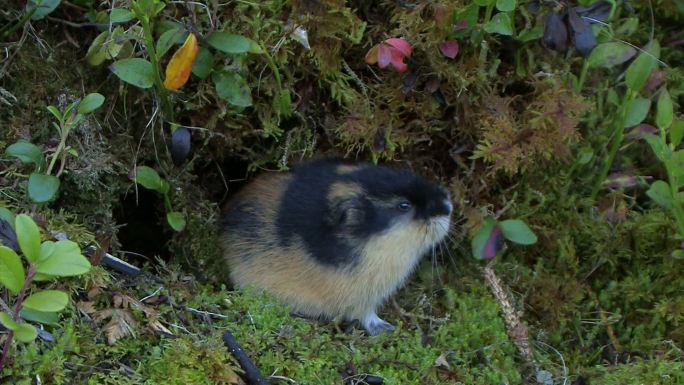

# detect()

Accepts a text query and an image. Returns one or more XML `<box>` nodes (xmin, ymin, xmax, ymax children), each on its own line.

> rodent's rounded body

<box><xmin>221</xmin><ymin>159</ymin><xmax>452</xmax><ymax>335</ymax></box>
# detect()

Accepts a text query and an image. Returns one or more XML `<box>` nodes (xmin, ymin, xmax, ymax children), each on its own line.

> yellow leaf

<box><xmin>163</xmin><ymin>33</ymin><xmax>199</xmax><ymax>91</ymax></box>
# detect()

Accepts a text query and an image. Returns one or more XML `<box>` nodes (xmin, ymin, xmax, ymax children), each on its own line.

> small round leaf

<box><xmin>14</xmin><ymin>323</ymin><xmax>38</xmax><ymax>343</ymax></box>
<box><xmin>28</xmin><ymin>173</ymin><xmax>60</xmax><ymax>203</ymax></box>
<box><xmin>5</xmin><ymin>140</ymin><xmax>44</xmax><ymax>168</ymax></box>
<box><xmin>167</xmin><ymin>212</ymin><xmax>186</xmax><ymax>232</ymax></box>
<box><xmin>109</xmin><ymin>58</ymin><xmax>155</xmax><ymax>89</ymax></box>
<box><xmin>15</xmin><ymin>214</ymin><xmax>41</xmax><ymax>263</ymax></box>
<box><xmin>0</xmin><ymin>246</ymin><xmax>25</xmax><ymax>294</ymax></box>
<box><xmin>36</xmin><ymin>240</ymin><xmax>91</xmax><ymax>277</ymax></box>
<box><xmin>23</xmin><ymin>290</ymin><xmax>69</xmax><ymax>313</ymax></box>
<box><xmin>0</xmin><ymin>311</ymin><xmax>18</xmax><ymax>331</ymax></box>
<box><xmin>498</xmin><ymin>219</ymin><xmax>538</xmax><ymax>245</ymax></box>
<box><xmin>78</xmin><ymin>93</ymin><xmax>105</xmax><ymax>114</ymax></box>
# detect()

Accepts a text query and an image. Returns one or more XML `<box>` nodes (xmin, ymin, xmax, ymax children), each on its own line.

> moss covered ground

<box><xmin>1</xmin><ymin>0</ymin><xmax>684</xmax><ymax>384</ymax></box>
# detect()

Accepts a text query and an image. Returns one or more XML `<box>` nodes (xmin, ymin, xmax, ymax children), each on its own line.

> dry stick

<box><xmin>482</xmin><ymin>266</ymin><xmax>535</xmax><ymax>365</ymax></box>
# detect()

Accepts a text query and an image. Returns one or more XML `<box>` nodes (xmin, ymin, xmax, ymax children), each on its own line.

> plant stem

<box><xmin>139</xmin><ymin>15</ymin><xmax>174</xmax><ymax>123</ymax></box>
<box><xmin>591</xmin><ymin>93</ymin><xmax>632</xmax><ymax>201</ymax></box>
<box><xmin>46</xmin><ymin>127</ymin><xmax>67</xmax><ymax>176</ymax></box>
<box><xmin>576</xmin><ymin>60</ymin><xmax>590</xmax><ymax>92</ymax></box>
<box><xmin>0</xmin><ymin>8</ymin><xmax>36</xmax><ymax>40</ymax></box>
<box><xmin>484</xmin><ymin>4</ymin><xmax>494</xmax><ymax>23</ymax></box>
<box><xmin>0</xmin><ymin>265</ymin><xmax>36</xmax><ymax>372</ymax></box>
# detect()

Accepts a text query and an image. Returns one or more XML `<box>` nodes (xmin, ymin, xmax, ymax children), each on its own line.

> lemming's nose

<box><xmin>427</xmin><ymin>199</ymin><xmax>452</xmax><ymax>217</ymax></box>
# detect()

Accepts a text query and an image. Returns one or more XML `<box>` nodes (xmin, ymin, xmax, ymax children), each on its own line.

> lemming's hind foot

<box><xmin>362</xmin><ymin>313</ymin><xmax>395</xmax><ymax>336</ymax></box>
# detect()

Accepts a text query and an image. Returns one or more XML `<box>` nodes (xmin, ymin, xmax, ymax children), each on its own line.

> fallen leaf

<box><xmin>439</xmin><ymin>40</ymin><xmax>459</xmax><ymax>59</ymax></box>
<box><xmin>385</xmin><ymin>37</ymin><xmax>412</xmax><ymax>57</ymax></box>
<box><xmin>93</xmin><ymin>308</ymin><xmax>137</xmax><ymax>345</ymax></box>
<box><xmin>164</xmin><ymin>33</ymin><xmax>199</xmax><ymax>91</ymax></box>
<box><xmin>77</xmin><ymin>301</ymin><xmax>96</xmax><ymax>315</ymax></box>
<box><xmin>434</xmin><ymin>352</ymin><xmax>451</xmax><ymax>369</ymax></box>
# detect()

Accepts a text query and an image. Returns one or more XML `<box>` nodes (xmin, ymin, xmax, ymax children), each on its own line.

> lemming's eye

<box><xmin>397</xmin><ymin>201</ymin><xmax>412</xmax><ymax>212</ymax></box>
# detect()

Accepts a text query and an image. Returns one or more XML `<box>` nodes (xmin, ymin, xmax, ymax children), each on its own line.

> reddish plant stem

<box><xmin>0</xmin><ymin>265</ymin><xmax>36</xmax><ymax>372</ymax></box>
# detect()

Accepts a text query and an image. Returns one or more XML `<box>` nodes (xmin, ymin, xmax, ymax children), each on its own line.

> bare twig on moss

<box><xmin>482</xmin><ymin>265</ymin><xmax>535</xmax><ymax>364</ymax></box>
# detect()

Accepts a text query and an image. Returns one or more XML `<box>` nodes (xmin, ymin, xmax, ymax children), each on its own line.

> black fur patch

<box><xmin>276</xmin><ymin>159</ymin><xmax>450</xmax><ymax>268</ymax></box>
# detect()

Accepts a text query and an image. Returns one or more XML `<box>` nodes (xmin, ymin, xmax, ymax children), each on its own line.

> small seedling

<box><xmin>4</xmin><ymin>93</ymin><xmax>105</xmax><ymax>203</ymax></box>
<box><xmin>590</xmin><ymin>40</ymin><xmax>661</xmax><ymax>200</ymax></box>
<box><xmin>641</xmin><ymin>87</ymin><xmax>684</xmax><ymax>256</ymax></box>
<box><xmin>471</xmin><ymin>216</ymin><xmax>538</xmax><ymax>260</ymax></box>
<box><xmin>0</xmin><ymin>213</ymin><xmax>92</xmax><ymax>371</ymax></box>
<box><xmin>130</xmin><ymin>166</ymin><xmax>186</xmax><ymax>232</ymax></box>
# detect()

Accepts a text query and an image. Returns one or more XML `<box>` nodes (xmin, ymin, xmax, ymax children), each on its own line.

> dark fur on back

<box><xmin>276</xmin><ymin>159</ymin><xmax>450</xmax><ymax>268</ymax></box>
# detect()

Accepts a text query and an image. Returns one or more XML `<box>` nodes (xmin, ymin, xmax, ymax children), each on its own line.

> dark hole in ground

<box><xmin>113</xmin><ymin>187</ymin><xmax>167</xmax><ymax>265</ymax></box>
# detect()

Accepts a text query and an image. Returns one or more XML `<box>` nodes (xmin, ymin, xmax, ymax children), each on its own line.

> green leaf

<box><xmin>39</xmin><ymin>240</ymin><xmax>56</xmax><ymax>262</ymax></box>
<box><xmin>656</xmin><ymin>88</ymin><xmax>673</xmax><ymax>131</ymax></box>
<box><xmin>207</xmin><ymin>32</ymin><xmax>261</xmax><ymax>54</ymax></box>
<box><xmin>131</xmin><ymin>166</ymin><xmax>168</xmax><ymax>194</ymax></box>
<box><xmin>86</xmin><ymin>31</ymin><xmax>109</xmax><ymax>66</ymax></box>
<box><xmin>483</xmin><ymin>12</ymin><xmax>514</xmax><ymax>36</ymax></box>
<box><xmin>5</xmin><ymin>140</ymin><xmax>44</xmax><ymax>169</ymax></box>
<box><xmin>110</xmin><ymin>58</ymin><xmax>155</xmax><ymax>89</ymax></box>
<box><xmin>587</xmin><ymin>42</ymin><xmax>637</xmax><ymax>69</ymax></box>
<box><xmin>670</xmin><ymin>120</ymin><xmax>684</xmax><ymax>148</ymax></box>
<box><xmin>46</xmin><ymin>105</ymin><xmax>62</xmax><ymax>121</ymax></box>
<box><xmin>36</xmin><ymin>240</ymin><xmax>91</xmax><ymax>277</ymax></box>
<box><xmin>191</xmin><ymin>47</ymin><xmax>214</xmax><ymax>79</ymax></box>
<box><xmin>20</xmin><ymin>308</ymin><xmax>60</xmax><ymax>326</ymax></box>
<box><xmin>0</xmin><ymin>246</ymin><xmax>25</xmax><ymax>295</ymax></box>
<box><xmin>624</xmin><ymin>97</ymin><xmax>651</xmax><ymax>128</ymax></box>
<box><xmin>28</xmin><ymin>173</ymin><xmax>60</xmax><ymax>203</ymax></box>
<box><xmin>0</xmin><ymin>312</ymin><xmax>18</xmax><ymax>331</ymax></box>
<box><xmin>156</xmin><ymin>27</ymin><xmax>187</xmax><ymax>59</ymax></box>
<box><xmin>23</xmin><ymin>290</ymin><xmax>69</xmax><ymax>312</ymax></box>
<box><xmin>576</xmin><ymin>147</ymin><xmax>594</xmax><ymax>166</ymax></box>
<box><xmin>625</xmin><ymin>41</ymin><xmax>660</xmax><ymax>93</ymax></box>
<box><xmin>672</xmin><ymin>249</ymin><xmax>684</xmax><ymax>259</ymax></box>
<box><xmin>498</xmin><ymin>219</ymin><xmax>538</xmax><ymax>245</ymax></box>
<box><xmin>516</xmin><ymin>26</ymin><xmax>543</xmax><ymax>43</ymax></box>
<box><xmin>646</xmin><ymin>180</ymin><xmax>674</xmax><ymax>210</ymax></box>
<box><xmin>27</xmin><ymin>0</ymin><xmax>61</xmax><ymax>20</ymax></box>
<box><xmin>496</xmin><ymin>0</ymin><xmax>516</xmax><ymax>12</ymax></box>
<box><xmin>0</xmin><ymin>208</ymin><xmax>15</xmax><ymax>229</ymax></box>
<box><xmin>166</xmin><ymin>212</ymin><xmax>186</xmax><ymax>232</ymax></box>
<box><xmin>213</xmin><ymin>71</ymin><xmax>253</xmax><ymax>107</ymax></box>
<box><xmin>14</xmin><ymin>323</ymin><xmax>38</xmax><ymax>342</ymax></box>
<box><xmin>110</xmin><ymin>8</ymin><xmax>134</xmax><ymax>23</ymax></box>
<box><xmin>474</xmin><ymin>0</ymin><xmax>494</xmax><ymax>5</ymax></box>
<box><xmin>471</xmin><ymin>217</ymin><xmax>498</xmax><ymax>259</ymax></box>
<box><xmin>78</xmin><ymin>93</ymin><xmax>105</xmax><ymax>114</ymax></box>
<box><xmin>15</xmin><ymin>214</ymin><xmax>41</xmax><ymax>263</ymax></box>
<box><xmin>86</xmin><ymin>27</ymin><xmax>128</xmax><ymax>66</ymax></box>
<box><xmin>643</xmin><ymin>134</ymin><xmax>671</xmax><ymax>162</ymax></box>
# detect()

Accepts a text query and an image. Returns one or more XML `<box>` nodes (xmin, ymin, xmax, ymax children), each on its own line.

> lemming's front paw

<box><xmin>362</xmin><ymin>313</ymin><xmax>396</xmax><ymax>336</ymax></box>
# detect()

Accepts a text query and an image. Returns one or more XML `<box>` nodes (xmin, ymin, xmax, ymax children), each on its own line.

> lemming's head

<box><xmin>276</xmin><ymin>160</ymin><xmax>453</xmax><ymax>268</ymax></box>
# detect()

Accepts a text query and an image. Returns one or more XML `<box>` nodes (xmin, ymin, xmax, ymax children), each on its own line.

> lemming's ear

<box><xmin>326</xmin><ymin>196</ymin><xmax>366</xmax><ymax>228</ymax></box>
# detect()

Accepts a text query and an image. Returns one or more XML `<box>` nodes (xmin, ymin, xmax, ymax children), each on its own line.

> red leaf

<box><xmin>389</xmin><ymin>47</ymin><xmax>408</xmax><ymax>72</ymax></box>
<box><xmin>454</xmin><ymin>19</ymin><xmax>468</xmax><ymax>31</ymax></box>
<box><xmin>385</xmin><ymin>38</ymin><xmax>412</xmax><ymax>57</ymax></box>
<box><xmin>377</xmin><ymin>45</ymin><xmax>392</xmax><ymax>68</ymax></box>
<box><xmin>439</xmin><ymin>40</ymin><xmax>459</xmax><ymax>59</ymax></box>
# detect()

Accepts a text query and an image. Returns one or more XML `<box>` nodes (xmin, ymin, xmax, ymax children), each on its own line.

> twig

<box><xmin>482</xmin><ymin>265</ymin><xmax>534</xmax><ymax>364</ymax></box>
<box><xmin>222</xmin><ymin>330</ymin><xmax>269</xmax><ymax>385</ymax></box>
